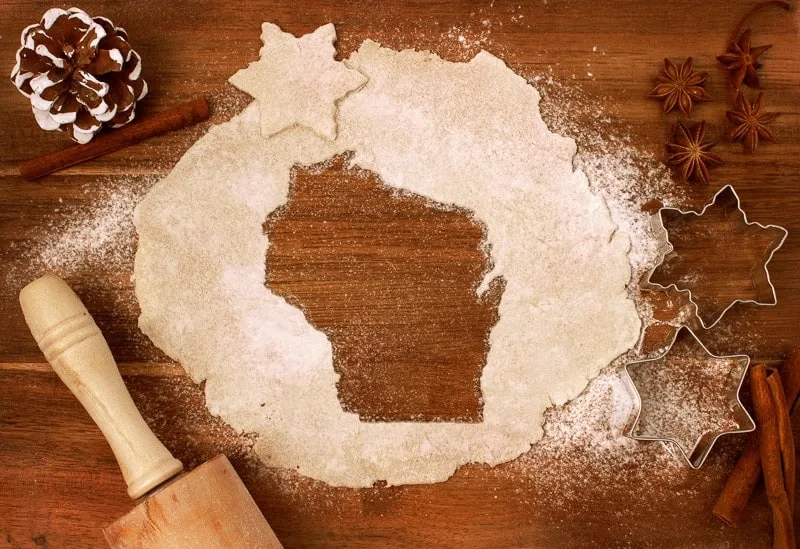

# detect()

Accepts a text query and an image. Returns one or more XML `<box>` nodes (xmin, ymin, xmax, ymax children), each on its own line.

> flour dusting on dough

<box><xmin>134</xmin><ymin>24</ymin><xmax>641</xmax><ymax>487</ymax></box>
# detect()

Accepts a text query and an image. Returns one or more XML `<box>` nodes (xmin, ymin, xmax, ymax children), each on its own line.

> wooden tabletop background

<box><xmin>2</xmin><ymin>1</ymin><xmax>800</xmax><ymax>547</ymax></box>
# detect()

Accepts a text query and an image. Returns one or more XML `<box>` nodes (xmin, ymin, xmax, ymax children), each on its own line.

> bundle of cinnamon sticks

<box><xmin>713</xmin><ymin>350</ymin><xmax>800</xmax><ymax>549</ymax></box>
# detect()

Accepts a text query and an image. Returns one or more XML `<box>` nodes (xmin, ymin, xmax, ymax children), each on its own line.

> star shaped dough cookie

<box><xmin>229</xmin><ymin>23</ymin><xmax>366</xmax><ymax>140</ymax></box>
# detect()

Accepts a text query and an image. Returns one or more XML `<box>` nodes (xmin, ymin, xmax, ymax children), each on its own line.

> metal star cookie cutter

<box><xmin>642</xmin><ymin>185</ymin><xmax>788</xmax><ymax>329</ymax></box>
<box><xmin>623</xmin><ymin>326</ymin><xmax>755</xmax><ymax>468</ymax></box>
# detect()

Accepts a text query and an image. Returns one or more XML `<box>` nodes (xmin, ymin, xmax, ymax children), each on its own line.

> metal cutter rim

<box><xmin>642</xmin><ymin>184</ymin><xmax>788</xmax><ymax>330</ymax></box>
<box><xmin>623</xmin><ymin>325</ymin><xmax>756</xmax><ymax>469</ymax></box>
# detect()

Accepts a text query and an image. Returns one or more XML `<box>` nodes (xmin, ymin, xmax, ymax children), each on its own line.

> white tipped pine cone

<box><xmin>10</xmin><ymin>7</ymin><xmax>148</xmax><ymax>144</ymax></box>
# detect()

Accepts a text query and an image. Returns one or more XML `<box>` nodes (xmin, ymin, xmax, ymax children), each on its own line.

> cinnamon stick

<box><xmin>19</xmin><ymin>97</ymin><xmax>210</xmax><ymax>181</ymax></box>
<box><xmin>767</xmin><ymin>373</ymin><xmax>795</xmax><ymax>514</ymax></box>
<box><xmin>751</xmin><ymin>364</ymin><xmax>795</xmax><ymax>549</ymax></box>
<box><xmin>713</xmin><ymin>349</ymin><xmax>800</xmax><ymax>525</ymax></box>
<box><xmin>781</xmin><ymin>348</ymin><xmax>800</xmax><ymax>410</ymax></box>
<box><xmin>712</xmin><ymin>435</ymin><xmax>762</xmax><ymax>525</ymax></box>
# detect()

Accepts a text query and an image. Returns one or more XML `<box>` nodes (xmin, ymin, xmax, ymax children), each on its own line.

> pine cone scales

<box><xmin>11</xmin><ymin>7</ymin><xmax>147</xmax><ymax>143</ymax></box>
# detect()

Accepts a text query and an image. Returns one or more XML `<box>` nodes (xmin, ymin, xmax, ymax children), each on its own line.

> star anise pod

<box><xmin>648</xmin><ymin>57</ymin><xmax>711</xmax><ymax>117</ymax></box>
<box><xmin>716</xmin><ymin>29</ymin><xmax>771</xmax><ymax>89</ymax></box>
<box><xmin>666</xmin><ymin>121</ymin><xmax>723</xmax><ymax>184</ymax></box>
<box><xmin>726</xmin><ymin>91</ymin><xmax>780</xmax><ymax>153</ymax></box>
<box><xmin>716</xmin><ymin>1</ymin><xmax>790</xmax><ymax>89</ymax></box>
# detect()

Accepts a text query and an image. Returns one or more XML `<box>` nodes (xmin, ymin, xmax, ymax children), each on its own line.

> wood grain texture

<box><xmin>1</xmin><ymin>0</ymin><xmax>800</xmax><ymax>547</ymax></box>
<box><xmin>104</xmin><ymin>455</ymin><xmax>283</xmax><ymax>549</ymax></box>
<box><xmin>267</xmin><ymin>155</ymin><xmax>503</xmax><ymax>422</ymax></box>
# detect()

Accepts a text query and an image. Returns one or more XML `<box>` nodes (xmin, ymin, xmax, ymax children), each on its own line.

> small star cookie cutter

<box><xmin>642</xmin><ymin>185</ymin><xmax>788</xmax><ymax>329</ymax></box>
<box><xmin>623</xmin><ymin>326</ymin><xmax>755</xmax><ymax>468</ymax></box>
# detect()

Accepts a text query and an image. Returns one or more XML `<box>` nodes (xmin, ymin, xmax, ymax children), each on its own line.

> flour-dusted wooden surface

<box><xmin>1</xmin><ymin>1</ymin><xmax>800</xmax><ymax>547</ymax></box>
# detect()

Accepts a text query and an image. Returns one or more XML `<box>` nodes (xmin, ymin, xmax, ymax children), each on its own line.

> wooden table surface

<box><xmin>2</xmin><ymin>1</ymin><xmax>800</xmax><ymax>547</ymax></box>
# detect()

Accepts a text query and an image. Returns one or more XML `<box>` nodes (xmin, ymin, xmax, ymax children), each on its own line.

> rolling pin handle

<box><xmin>19</xmin><ymin>274</ymin><xmax>183</xmax><ymax>499</ymax></box>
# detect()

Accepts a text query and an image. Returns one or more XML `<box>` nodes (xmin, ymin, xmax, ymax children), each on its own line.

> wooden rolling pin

<box><xmin>20</xmin><ymin>274</ymin><xmax>283</xmax><ymax>549</ymax></box>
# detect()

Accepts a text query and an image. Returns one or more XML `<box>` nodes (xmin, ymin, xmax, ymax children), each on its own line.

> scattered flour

<box><xmin>5</xmin><ymin>21</ymin><xmax>711</xmax><ymax>494</ymax></box>
<box><xmin>527</xmin><ymin>74</ymin><xmax>677</xmax><ymax>279</ymax></box>
<box><xmin>6</xmin><ymin>178</ymin><xmax>153</xmax><ymax>284</ymax></box>
<box><xmin>133</xmin><ymin>25</ymin><xmax>642</xmax><ymax>487</ymax></box>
